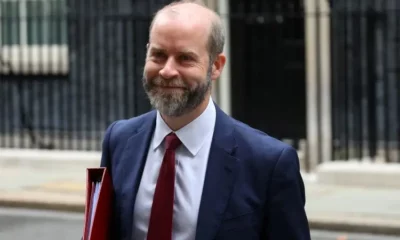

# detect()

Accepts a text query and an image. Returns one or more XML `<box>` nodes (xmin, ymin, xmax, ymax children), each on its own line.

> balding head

<box><xmin>149</xmin><ymin>0</ymin><xmax>225</xmax><ymax>61</ymax></box>
<box><xmin>143</xmin><ymin>0</ymin><xmax>227</xmax><ymax>119</ymax></box>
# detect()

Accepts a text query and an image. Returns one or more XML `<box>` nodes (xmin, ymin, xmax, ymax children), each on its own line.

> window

<box><xmin>0</xmin><ymin>0</ymin><xmax>68</xmax><ymax>75</ymax></box>
<box><xmin>1</xmin><ymin>0</ymin><xmax>67</xmax><ymax>45</ymax></box>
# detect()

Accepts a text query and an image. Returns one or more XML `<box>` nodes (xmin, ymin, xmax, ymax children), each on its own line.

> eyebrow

<box><xmin>149</xmin><ymin>46</ymin><xmax>165</xmax><ymax>53</ymax></box>
<box><xmin>149</xmin><ymin>46</ymin><xmax>199</xmax><ymax>58</ymax></box>
<box><xmin>179</xmin><ymin>49</ymin><xmax>198</xmax><ymax>58</ymax></box>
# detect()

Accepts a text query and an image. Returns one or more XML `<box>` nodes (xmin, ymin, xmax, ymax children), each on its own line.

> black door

<box><xmin>229</xmin><ymin>0</ymin><xmax>306</xmax><ymax>144</ymax></box>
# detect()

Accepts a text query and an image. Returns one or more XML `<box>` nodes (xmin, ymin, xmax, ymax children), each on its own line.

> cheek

<box><xmin>182</xmin><ymin>71</ymin><xmax>207</xmax><ymax>85</ymax></box>
<box><xmin>144</xmin><ymin>63</ymin><xmax>160</xmax><ymax>78</ymax></box>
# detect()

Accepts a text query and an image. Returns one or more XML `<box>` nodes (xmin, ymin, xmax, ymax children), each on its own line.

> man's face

<box><xmin>142</xmin><ymin>14</ymin><xmax>212</xmax><ymax>117</ymax></box>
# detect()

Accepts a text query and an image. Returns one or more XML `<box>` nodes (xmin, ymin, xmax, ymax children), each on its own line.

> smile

<box><xmin>158</xmin><ymin>86</ymin><xmax>185</xmax><ymax>90</ymax></box>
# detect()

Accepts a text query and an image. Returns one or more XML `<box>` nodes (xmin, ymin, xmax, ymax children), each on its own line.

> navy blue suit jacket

<box><xmin>100</xmin><ymin>105</ymin><xmax>311</xmax><ymax>240</ymax></box>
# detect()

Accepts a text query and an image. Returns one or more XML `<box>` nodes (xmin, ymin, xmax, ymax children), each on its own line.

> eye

<box><xmin>153</xmin><ymin>51</ymin><xmax>166</xmax><ymax>58</ymax></box>
<box><xmin>179</xmin><ymin>54</ymin><xmax>193</xmax><ymax>62</ymax></box>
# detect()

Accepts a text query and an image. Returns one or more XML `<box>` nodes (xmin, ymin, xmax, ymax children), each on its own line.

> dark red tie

<box><xmin>147</xmin><ymin>133</ymin><xmax>181</xmax><ymax>240</ymax></box>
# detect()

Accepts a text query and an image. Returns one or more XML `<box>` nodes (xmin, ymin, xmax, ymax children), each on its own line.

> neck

<box><xmin>161</xmin><ymin>97</ymin><xmax>210</xmax><ymax>131</ymax></box>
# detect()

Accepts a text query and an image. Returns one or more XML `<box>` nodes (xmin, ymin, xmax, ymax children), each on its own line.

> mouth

<box><xmin>157</xmin><ymin>86</ymin><xmax>185</xmax><ymax>90</ymax></box>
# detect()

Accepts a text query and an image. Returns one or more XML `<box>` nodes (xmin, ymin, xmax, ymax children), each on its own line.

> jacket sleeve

<box><xmin>100</xmin><ymin>121</ymin><xmax>118</xmax><ymax>169</ymax></box>
<box><xmin>264</xmin><ymin>146</ymin><xmax>311</xmax><ymax>240</ymax></box>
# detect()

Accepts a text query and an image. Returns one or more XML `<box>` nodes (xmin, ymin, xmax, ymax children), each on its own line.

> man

<box><xmin>99</xmin><ymin>0</ymin><xmax>311</xmax><ymax>239</ymax></box>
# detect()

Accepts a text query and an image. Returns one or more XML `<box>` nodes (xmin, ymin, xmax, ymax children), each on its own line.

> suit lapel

<box><xmin>195</xmin><ymin>106</ymin><xmax>239</xmax><ymax>240</ymax></box>
<box><xmin>116</xmin><ymin>111</ymin><xmax>156</xmax><ymax>240</ymax></box>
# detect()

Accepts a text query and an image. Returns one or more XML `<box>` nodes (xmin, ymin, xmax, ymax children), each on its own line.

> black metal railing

<box><xmin>0</xmin><ymin>0</ymin><xmax>170</xmax><ymax>151</ymax></box>
<box><xmin>1</xmin><ymin>0</ymin><xmax>399</xmax><ymax>165</ymax></box>
<box><xmin>330</xmin><ymin>1</ymin><xmax>400</xmax><ymax>162</ymax></box>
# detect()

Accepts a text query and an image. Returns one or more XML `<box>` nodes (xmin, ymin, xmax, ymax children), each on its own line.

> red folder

<box><xmin>82</xmin><ymin>167</ymin><xmax>113</xmax><ymax>240</ymax></box>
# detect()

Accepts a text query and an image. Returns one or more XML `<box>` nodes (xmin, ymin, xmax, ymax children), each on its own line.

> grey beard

<box><xmin>143</xmin><ymin>68</ymin><xmax>212</xmax><ymax>117</ymax></box>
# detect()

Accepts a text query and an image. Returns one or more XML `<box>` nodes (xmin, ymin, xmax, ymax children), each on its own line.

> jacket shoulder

<box><xmin>106</xmin><ymin>110</ymin><xmax>156</xmax><ymax>145</ymax></box>
<box><xmin>231</xmin><ymin>118</ymin><xmax>296</xmax><ymax>158</ymax></box>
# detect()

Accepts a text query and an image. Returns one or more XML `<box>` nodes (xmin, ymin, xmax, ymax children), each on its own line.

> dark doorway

<box><xmin>229</xmin><ymin>0</ymin><xmax>306</xmax><ymax>145</ymax></box>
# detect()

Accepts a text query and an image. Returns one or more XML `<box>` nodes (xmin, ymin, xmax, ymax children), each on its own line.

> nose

<box><xmin>159</xmin><ymin>57</ymin><xmax>179</xmax><ymax>79</ymax></box>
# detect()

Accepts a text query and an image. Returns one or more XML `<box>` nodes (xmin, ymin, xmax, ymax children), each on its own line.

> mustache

<box><xmin>148</xmin><ymin>76</ymin><xmax>188</xmax><ymax>89</ymax></box>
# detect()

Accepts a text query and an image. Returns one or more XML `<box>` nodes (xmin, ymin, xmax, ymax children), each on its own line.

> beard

<box><xmin>142</xmin><ymin>68</ymin><xmax>212</xmax><ymax>117</ymax></box>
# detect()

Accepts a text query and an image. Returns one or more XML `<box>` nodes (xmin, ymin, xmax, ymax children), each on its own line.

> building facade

<box><xmin>1</xmin><ymin>0</ymin><xmax>399</xmax><ymax>169</ymax></box>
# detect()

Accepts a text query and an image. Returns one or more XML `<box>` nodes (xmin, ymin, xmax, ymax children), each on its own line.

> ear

<box><xmin>210</xmin><ymin>53</ymin><xmax>226</xmax><ymax>81</ymax></box>
<box><xmin>145</xmin><ymin>43</ymin><xmax>150</xmax><ymax>58</ymax></box>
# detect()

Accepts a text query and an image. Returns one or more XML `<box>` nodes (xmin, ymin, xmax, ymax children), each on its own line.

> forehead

<box><xmin>149</xmin><ymin>12</ymin><xmax>210</xmax><ymax>54</ymax></box>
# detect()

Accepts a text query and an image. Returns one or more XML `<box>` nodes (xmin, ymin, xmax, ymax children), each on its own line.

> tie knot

<box><xmin>165</xmin><ymin>133</ymin><xmax>181</xmax><ymax>150</ymax></box>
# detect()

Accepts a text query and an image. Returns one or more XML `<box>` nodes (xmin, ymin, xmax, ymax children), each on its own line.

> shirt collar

<box><xmin>152</xmin><ymin>97</ymin><xmax>216</xmax><ymax>156</ymax></box>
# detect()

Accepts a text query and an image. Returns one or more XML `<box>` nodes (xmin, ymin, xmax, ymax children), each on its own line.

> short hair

<box><xmin>148</xmin><ymin>0</ymin><xmax>225</xmax><ymax>61</ymax></box>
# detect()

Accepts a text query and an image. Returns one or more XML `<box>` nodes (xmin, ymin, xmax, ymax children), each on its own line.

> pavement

<box><xmin>1</xmin><ymin>149</ymin><xmax>400</xmax><ymax>237</ymax></box>
<box><xmin>1</xmin><ymin>208</ymin><xmax>399</xmax><ymax>240</ymax></box>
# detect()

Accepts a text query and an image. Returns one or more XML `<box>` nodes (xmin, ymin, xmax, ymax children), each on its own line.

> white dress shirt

<box><xmin>132</xmin><ymin>98</ymin><xmax>216</xmax><ymax>240</ymax></box>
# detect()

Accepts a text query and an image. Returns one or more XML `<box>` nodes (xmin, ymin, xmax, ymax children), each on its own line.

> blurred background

<box><xmin>1</xmin><ymin>0</ymin><xmax>400</xmax><ymax>239</ymax></box>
